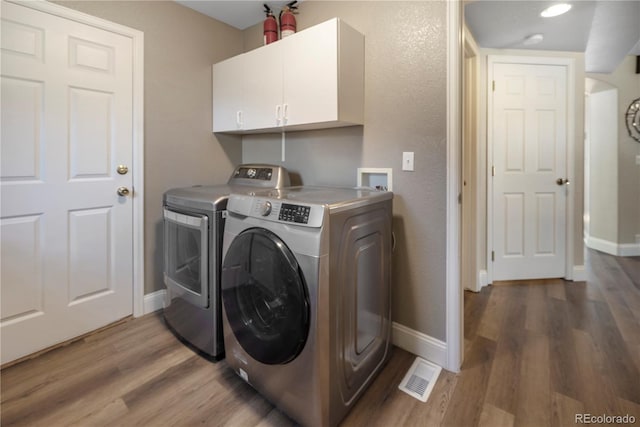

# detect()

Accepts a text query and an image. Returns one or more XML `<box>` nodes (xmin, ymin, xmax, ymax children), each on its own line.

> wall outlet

<box><xmin>402</xmin><ymin>152</ymin><xmax>414</xmax><ymax>171</ymax></box>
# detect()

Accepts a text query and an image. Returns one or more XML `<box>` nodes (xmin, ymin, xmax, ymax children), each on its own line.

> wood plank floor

<box><xmin>2</xmin><ymin>249</ymin><xmax>639</xmax><ymax>426</ymax></box>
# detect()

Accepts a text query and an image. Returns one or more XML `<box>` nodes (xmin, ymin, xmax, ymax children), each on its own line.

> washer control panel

<box><xmin>279</xmin><ymin>203</ymin><xmax>311</xmax><ymax>224</ymax></box>
<box><xmin>228</xmin><ymin>196</ymin><xmax>324</xmax><ymax>228</ymax></box>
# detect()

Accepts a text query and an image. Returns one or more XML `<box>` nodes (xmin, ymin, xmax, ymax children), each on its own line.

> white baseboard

<box><xmin>143</xmin><ymin>289</ymin><xmax>166</xmax><ymax>315</ymax></box>
<box><xmin>392</xmin><ymin>322</ymin><xmax>446</xmax><ymax>368</ymax></box>
<box><xmin>585</xmin><ymin>234</ymin><xmax>640</xmax><ymax>257</ymax></box>
<box><xmin>572</xmin><ymin>265</ymin><xmax>586</xmax><ymax>282</ymax></box>
<box><xmin>478</xmin><ymin>269</ymin><xmax>488</xmax><ymax>290</ymax></box>
<box><xmin>464</xmin><ymin>269</ymin><xmax>488</xmax><ymax>293</ymax></box>
<box><xmin>619</xmin><ymin>243</ymin><xmax>640</xmax><ymax>257</ymax></box>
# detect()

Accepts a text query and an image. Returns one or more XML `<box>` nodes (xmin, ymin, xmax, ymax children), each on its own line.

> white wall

<box><xmin>586</xmin><ymin>86</ymin><xmax>619</xmax><ymax>246</ymax></box>
<box><xmin>585</xmin><ymin>56</ymin><xmax>640</xmax><ymax>256</ymax></box>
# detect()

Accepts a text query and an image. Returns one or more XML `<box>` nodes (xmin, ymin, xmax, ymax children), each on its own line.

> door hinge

<box><xmin>491</xmin><ymin>251</ymin><xmax>495</xmax><ymax>262</ymax></box>
<box><xmin>492</xmin><ymin>80</ymin><xmax>495</xmax><ymax>92</ymax></box>
<box><xmin>491</xmin><ymin>166</ymin><xmax>495</xmax><ymax>177</ymax></box>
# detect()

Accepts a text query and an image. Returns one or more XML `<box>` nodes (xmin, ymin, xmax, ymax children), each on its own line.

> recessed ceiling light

<box><xmin>523</xmin><ymin>34</ymin><xmax>544</xmax><ymax>46</ymax></box>
<box><xmin>540</xmin><ymin>3</ymin><xmax>572</xmax><ymax>18</ymax></box>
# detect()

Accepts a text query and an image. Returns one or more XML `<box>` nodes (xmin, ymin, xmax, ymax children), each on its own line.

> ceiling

<box><xmin>465</xmin><ymin>0</ymin><xmax>640</xmax><ymax>73</ymax></box>
<box><xmin>176</xmin><ymin>1</ymin><xmax>295</xmax><ymax>30</ymax></box>
<box><xmin>177</xmin><ymin>0</ymin><xmax>640</xmax><ymax>74</ymax></box>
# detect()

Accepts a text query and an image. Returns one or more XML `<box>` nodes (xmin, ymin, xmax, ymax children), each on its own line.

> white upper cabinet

<box><xmin>212</xmin><ymin>53</ymin><xmax>244</xmax><ymax>132</ymax></box>
<box><xmin>212</xmin><ymin>18</ymin><xmax>364</xmax><ymax>133</ymax></box>
<box><xmin>242</xmin><ymin>41</ymin><xmax>283</xmax><ymax>130</ymax></box>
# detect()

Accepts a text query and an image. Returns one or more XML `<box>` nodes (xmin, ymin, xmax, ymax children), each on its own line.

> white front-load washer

<box><xmin>221</xmin><ymin>186</ymin><xmax>393</xmax><ymax>426</ymax></box>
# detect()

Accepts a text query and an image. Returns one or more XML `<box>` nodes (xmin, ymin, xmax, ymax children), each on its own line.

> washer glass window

<box><xmin>222</xmin><ymin>228</ymin><xmax>309</xmax><ymax>364</ymax></box>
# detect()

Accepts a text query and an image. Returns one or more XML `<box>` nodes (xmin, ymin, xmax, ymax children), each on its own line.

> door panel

<box><xmin>242</xmin><ymin>42</ymin><xmax>282</xmax><ymax>130</ymax></box>
<box><xmin>68</xmin><ymin>207</ymin><xmax>112</xmax><ymax>302</ymax></box>
<box><xmin>69</xmin><ymin>88</ymin><xmax>114</xmax><ymax>178</ymax></box>
<box><xmin>0</xmin><ymin>1</ymin><xmax>134</xmax><ymax>364</ymax></box>
<box><xmin>0</xmin><ymin>215</ymin><xmax>44</xmax><ymax>321</ymax></box>
<box><xmin>212</xmin><ymin>54</ymin><xmax>244</xmax><ymax>132</ymax></box>
<box><xmin>282</xmin><ymin>18</ymin><xmax>338</xmax><ymax>127</ymax></box>
<box><xmin>492</xmin><ymin>62</ymin><xmax>567</xmax><ymax>280</ymax></box>
<box><xmin>0</xmin><ymin>77</ymin><xmax>43</xmax><ymax>180</ymax></box>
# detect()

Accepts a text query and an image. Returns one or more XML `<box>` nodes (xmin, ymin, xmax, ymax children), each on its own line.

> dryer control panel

<box><xmin>234</xmin><ymin>167</ymin><xmax>273</xmax><ymax>181</ymax></box>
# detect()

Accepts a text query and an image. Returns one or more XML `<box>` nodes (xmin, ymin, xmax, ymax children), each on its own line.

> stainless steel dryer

<box><xmin>162</xmin><ymin>164</ymin><xmax>289</xmax><ymax>360</ymax></box>
<box><xmin>221</xmin><ymin>186</ymin><xmax>393</xmax><ymax>426</ymax></box>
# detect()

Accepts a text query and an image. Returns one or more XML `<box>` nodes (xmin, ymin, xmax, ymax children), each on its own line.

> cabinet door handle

<box><xmin>236</xmin><ymin>111</ymin><xmax>243</xmax><ymax>128</ymax></box>
<box><xmin>283</xmin><ymin>103</ymin><xmax>288</xmax><ymax>124</ymax></box>
<box><xmin>275</xmin><ymin>105</ymin><xmax>282</xmax><ymax>125</ymax></box>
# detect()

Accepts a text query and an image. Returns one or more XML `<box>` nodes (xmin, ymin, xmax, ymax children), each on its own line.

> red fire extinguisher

<box><xmin>279</xmin><ymin>1</ymin><xmax>298</xmax><ymax>39</ymax></box>
<box><xmin>263</xmin><ymin>4</ymin><xmax>278</xmax><ymax>45</ymax></box>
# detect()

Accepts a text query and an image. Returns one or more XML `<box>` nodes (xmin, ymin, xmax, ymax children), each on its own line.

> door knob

<box><xmin>117</xmin><ymin>187</ymin><xmax>130</xmax><ymax>196</ymax></box>
<box><xmin>556</xmin><ymin>178</ymin><xmax>570</xmax><ymax>186</ymax></box>
<box><xmin>117</xmin><ymin>165</ymin><xmax>129</xmax><ymax>175</ymax></box>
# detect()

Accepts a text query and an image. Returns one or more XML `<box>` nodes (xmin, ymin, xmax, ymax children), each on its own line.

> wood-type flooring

<box><xmin>1</xmin><ymin>249</ymin><xmax>639</xmax><ymax>426</ymax></box>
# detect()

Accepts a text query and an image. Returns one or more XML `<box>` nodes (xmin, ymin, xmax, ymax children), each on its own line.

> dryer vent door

<box><xmin>221</xmin><ymin>228</ymin><xmax>309</xmax><ymax>365</ymax></box>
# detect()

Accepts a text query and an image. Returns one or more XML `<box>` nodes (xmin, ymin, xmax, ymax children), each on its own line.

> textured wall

<box><xmin>242</xmin><ymin>1</ymin><xmax>448</xmax><ymax>340</ymax></box>
<box><xmin>55</xmin><ymin>1</ymin><xmax>244</xmax><ymax>294</ymax></box>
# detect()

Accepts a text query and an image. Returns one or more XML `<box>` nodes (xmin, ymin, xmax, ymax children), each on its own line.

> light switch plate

<box><xmin>636</xmin><ymin>155</ymin><xmax>640</xmax><ymax>166</ymax></box>
<box><xmin>402</xmin><ymin>152</ymin><xmax>414</xmax><ymax>171</ymax></box>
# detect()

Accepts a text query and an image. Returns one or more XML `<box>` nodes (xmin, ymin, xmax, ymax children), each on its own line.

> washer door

<box><xmin>222</xmin><ymin>228</ymin><xmax>309</xmax><ymax>365</ymax></box>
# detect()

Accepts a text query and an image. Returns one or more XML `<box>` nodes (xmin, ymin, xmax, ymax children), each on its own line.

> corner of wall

<box><xmin>392</xmin><ymin>322</ymin><xmax>447</xmax><ymax>368</ymax></box>
<box><xmin>572</xmin><ymin>265</ymin><xmax>587</xmax><ymax>282</ymax></box>
<box><xmin>478</xmin><ymin>269</ymin><xmax>488</xmax><ymax>289</ymax></box>
<box><xmin>142</xmin><ymin>289</ymin><xmax>166</xmax><ymax>316</ymax></box>
<box><xmin>584</xmin><ymin>233</ymin><xmax>640</xmax><ymax>257</ymax></box>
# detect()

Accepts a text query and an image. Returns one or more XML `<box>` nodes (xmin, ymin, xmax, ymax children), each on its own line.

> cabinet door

<box><xmin>213</xmin><ymin>54</ymin><xmax>244</xmax><ymax>132</ymax></box>
<box><xmin>282</xmin><ymin>19</ymin><xmax>338</xmax><ymax>127</ymax></box>
<box><xmin>243</xmin><ymin>42</ymin><xmax>283</xmax><ymax>131</ymax></box>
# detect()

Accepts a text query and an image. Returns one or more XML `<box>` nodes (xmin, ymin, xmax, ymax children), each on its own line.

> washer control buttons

<box><xmin>279</xmin><ymin>203</ymin><xmax>310</xmax><ymax>224</ymax></box>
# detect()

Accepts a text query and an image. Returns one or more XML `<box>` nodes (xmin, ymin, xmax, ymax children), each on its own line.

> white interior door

<box><xmin>491</xmin><ymin>61</ymin><xmax>568</xmax><ymax>281</ymax></box>
<box><xmin>1</xmin><ymin>1</ymin><xmax>134</xmax><ymax>364</ymax></box>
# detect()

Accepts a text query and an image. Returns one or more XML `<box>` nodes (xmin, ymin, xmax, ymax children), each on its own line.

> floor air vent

<box><xmin>398</xmin><ymin>357</ymin><xmax>442</xmax><ymax>402</ymax></box>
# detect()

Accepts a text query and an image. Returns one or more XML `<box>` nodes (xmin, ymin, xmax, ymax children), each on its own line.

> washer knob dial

<box><xmin>261</xmin><ymin>201</ymin><xmax>272</xmax><ymax>216</ymax></box>
<box><xmin>247</xmin><ymin>168</ymin><xmax>257</xmax><ymax>178</ymax></box>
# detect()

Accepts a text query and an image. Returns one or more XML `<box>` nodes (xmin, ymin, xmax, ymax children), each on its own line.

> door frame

<box><xmin>11</xmin><ymin>0</ymin><xmax>146</xmax><ymax>317</ymax></box>
<box><xmin>445</xmin><ymin>0</ymin><xmax>462</xmax><ymax>373</ymax></box>
<box><xmin>462</xmin><ymin>26</ymin><xmax>481</xmax><ymax>292</ymax></box>
<box><xmin>486</xmin><ymin>55</ymin><xmax>576</xmax><ymax>284</ymax></box>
